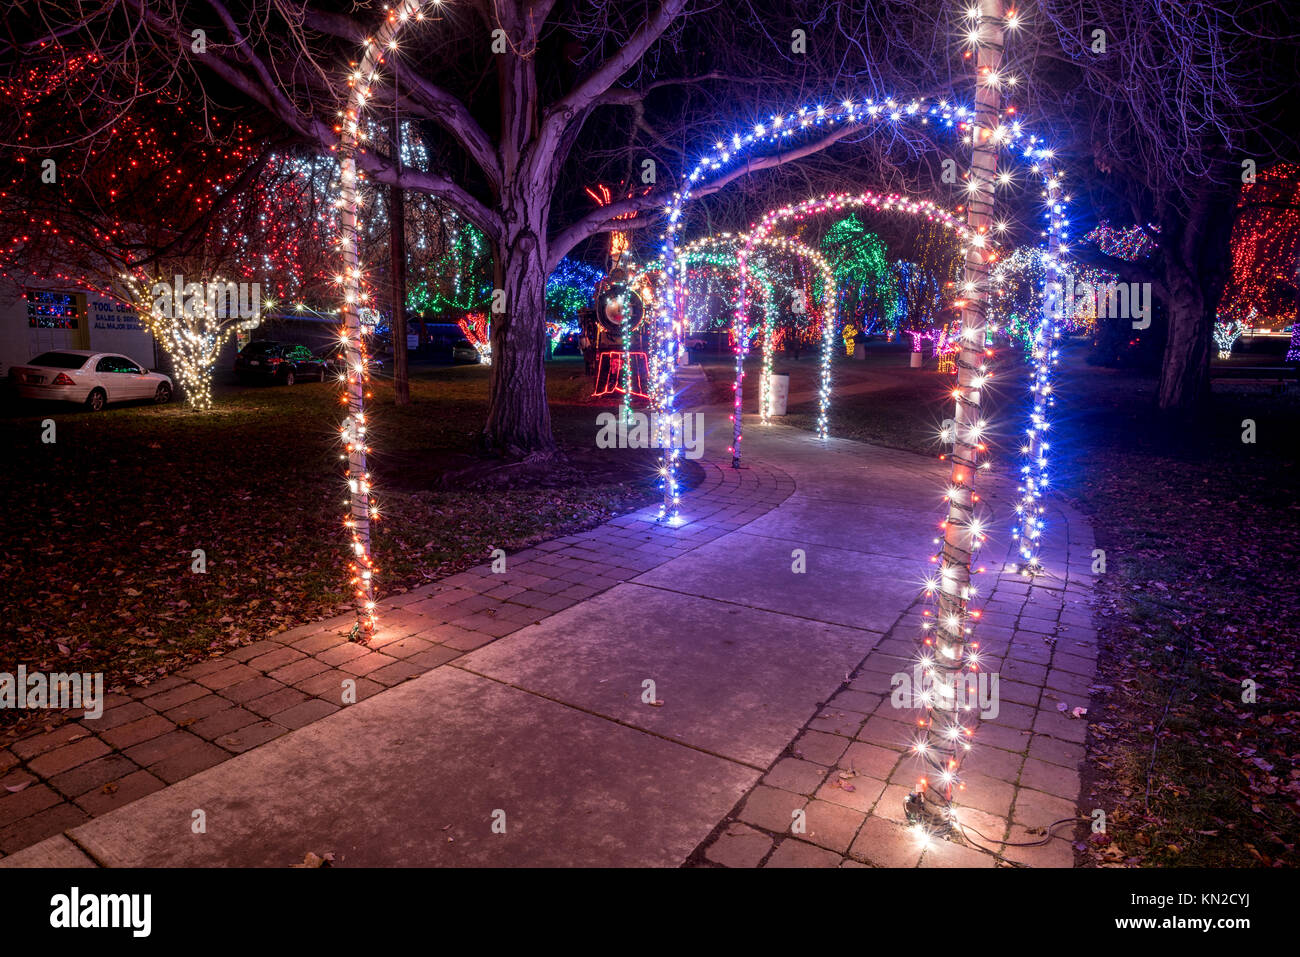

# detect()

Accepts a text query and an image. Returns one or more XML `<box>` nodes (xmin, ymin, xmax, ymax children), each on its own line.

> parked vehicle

<box><xmin>235</xmin><ymin>340</ymin><xmax>328</xmax><ymax>384</ymax></box>
<box><xmin>8</xmin><ymin>350</ymin><xmax>172</xmax><ymax>411</ymax></box>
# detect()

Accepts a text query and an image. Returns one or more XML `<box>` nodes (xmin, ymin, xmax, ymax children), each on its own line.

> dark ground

<box><xmin>1</xmin><ymin>356</ymin><xmax>675</xmax><ymax>735</ymax></box>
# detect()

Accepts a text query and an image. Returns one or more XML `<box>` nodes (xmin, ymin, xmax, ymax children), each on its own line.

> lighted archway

<box><xmin>727</xmin><ymin>191</ymin><xmax>986</xmax><ymax>466</ymax></box>
<box><xmin>648</xmin><ymin>93</ymin><xmax>1071</xmax><ymax>525</ymax></box>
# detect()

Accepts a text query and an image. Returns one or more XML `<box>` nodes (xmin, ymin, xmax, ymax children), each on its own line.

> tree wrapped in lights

<box><xmin>1214</xmin><ymin>315</ymin><xmax>1247</xmax><ymax>359</ymax></box>
<box><xmin>123</xmin><ymin>273</ymin><xmax>265</xmax><ymax>411</ymax></box>
<box><xmin>821</xmin><ymin>215</ymin><xmax>897</xmax><ymax>334</ymax></box>
<box><xmin>546</xmin><ymin>258</ymin><xmax>605</xmax><ymax>324</ymax></box>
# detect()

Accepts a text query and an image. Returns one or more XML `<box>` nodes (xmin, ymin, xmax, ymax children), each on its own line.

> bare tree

<box><xmin>1022</xmin><ymin>0</ymin><xmax>1299</xmax><ymax>409</ymax></box>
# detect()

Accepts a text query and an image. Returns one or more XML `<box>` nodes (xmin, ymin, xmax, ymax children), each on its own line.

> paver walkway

<box><xmin>1</xmin><ymin>366</ymin><xmax>1098</xmax><ymax>867</ymax></box>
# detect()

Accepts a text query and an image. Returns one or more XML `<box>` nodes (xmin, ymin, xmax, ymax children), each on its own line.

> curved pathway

<box><xmin>1</xmin><ymin>367</ymin><xmax>1099</xmax><ymax>868</ymax></box>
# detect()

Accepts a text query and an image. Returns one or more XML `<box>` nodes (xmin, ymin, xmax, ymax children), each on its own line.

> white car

<box><xmin>9</xmin><ymin>350</ymin><xmax>173</xmax><ymax>411</ymax></box>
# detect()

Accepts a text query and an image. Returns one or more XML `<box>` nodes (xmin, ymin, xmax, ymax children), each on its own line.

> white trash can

<box><xmin>909</xmin><ymin>351</ymin><xmax>923</xmax><ymax>368</ymax></box>
<box><xmin>768</xmin><ymin>374</ymin><xmax>790</xmax><ymax>416</ymax></box>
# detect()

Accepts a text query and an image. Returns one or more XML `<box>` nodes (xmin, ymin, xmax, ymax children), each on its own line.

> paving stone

<box><xmin>405</xmin><ymin>647</ymin><xmax>462</xmax><ymax>670</ymax></box>
<box><xmin>218</xmin><ymin>676</ymin><xmax>286</xmax><ymax>704</ymax></box>
<box><xmin>10</xmin><ymin>724</ymin><xmax>88</xmax><ymax>760</ymax></box>
<box><xmin>1011</xmin><ymin>787</ymin><xmax>1081</xmax><ymax>832</ymax></box>
<box><xmin>147</xmin><ymin>741</ymin><xmax>230</xmax><ymax>784</ymax></box>
<box><xmin>839</xmin><ymin>741</ymin><xmax>904</xmax><ymax>780</ymax></box>
<box><xmin>176</xmin><ymin>659</ymin><xmax>233</xmax><ymax>679</ymax></box>
<box><xmin>857</xmin><ymin>714</ymin><xmax>916</xmax><ymax>751</ymax></box>
<box><xmin>366</xmin><ymin>661</ymin><xmax>425</xmax><ymax>686</ymax></box>
<box><xmin>85</xmin><ymin>701</ymin><xmax>153</xmax><ymax>732</ymax></box>
<box><xmin>293</xmin><ymin>670</ymin><xmax>352</xmax><ymax>701</ymax></box>
<box><xmin>241</xmin><ymin>647</ymin><xmax>304</xmax><ymax>673</ymax></box>
<box><xmin>267</xmin><ymin>657</ymin><xmax>331</xmax><ymax>686</ymax></box>
<box><xmin>99</xmin><ymin>714</ymin><xmax>174</xmax><ymax>751</ymax></box>
<box><xmin>48</xmin><ymin>753</ymin><xmax>138</xmax><ymax>799</ymax></box>
<box><xmin>1032</xmin><ymin>709</ymin><xmax>1089</xmax><ymax>743</ymax></box>
<box><xmin>272</xmin><ymin>699</ymin><xmax>340</xmax><ymax>730</ymax></box>
<box><xmin>245</xmin><ymin>687</ymin><xmax>311</xmax><ymax>718</ymax></box>
<box><xmin>164</xmin><ymin>694</ymin><xmax>231</xmax><ymax>726</ymax></box>
<box><xmin>0</xmin><ymin>784</ymin><xmax>62</xmax><ymax>829</ymax></box>
<box><xmin>1001</xmin><ymin>825</ymin><xmax>1077</xmax><ymax>868</ymax></box>
<box><xmin>189</xmin><ymin>708</ymin><xmax>260</xmax><ymax>742</ymax></box>
<box><xmin>125</xmin><ymin>675</ymin><xmax>187</xmax><ymax>698</ymax></box>
<box><xmin>815</xmin><ymin>775</ymin><xmax>887</xmax><ymax>813</ymax></box>
<box><xmin>801</xmin><ymin>799</ymin><xmax>865</xmax><ymax>853</ymax></box>
<box><xmin>764</xmin><ymin>838</ymin><xmax>843</xmax><ymax>868</ymax></box>
<box><xmin>141</xmin><ymin>682</ymin><xmax>209</xmax><ymax>712</ymax></box>
<box><xmin>919</xmin><ymin>835</ymin><xmax>999</xmax><ymax>867</ymax></box>
<box><xmin>870</xmin><ymin>784</ymin><xmax>917</xmax><ymax>825</ymax></box>
<box><xmin>440</xmin><ymin>629</ymin><xmax>498</xmax><ymax>652</ymax></box>
<box><xmin>763</xmin><ymin>758</ymin><xmax>829</xmax><ymax>796</ymax></box>
<box><xmin>289</xmin><ymin>631</ymin><xmax>348</xmax><ymax>654</ymax></box>
<box><xmin>316</xmin><ymin>643</ymin><xmax>369</xmax><ymax>667</ymax></box>
<box><xmin>73</xmin><ymin>770</ymin><xmax>166</xmax><ymax>817</ymax></box>
<box><xmin>0</xmin><ymin>803</ymin><xmax>90</xmax><ymax>854</ymax></box>
<box><xmin>194</xmin><ymin>663</ymin><xmax>260</xmax><ymax>690</ymax></box>
<box><xmin>378</xmin><ymin>635</ymin><xmax>437</xmax><ymax>659</ymax></box>
<box><xmin>703</xmin><ymin>822</ymin><xmax>773</xmax><ymax>868</ymax></box>
<box><xmin>27</xmin><ymin>737</ymin><xmax>111</xmax><ymax>778</ymax></box>
<box><xmin>1027</xmin><ymin>734</ymin><xmax>1084</xmax><ymax>769</ymax></box>
<box><xmin>1019</xmin><ymin>757</ymin><xmax>1081</xmax><ymax>800</ymax></box>
<box><xmin>225</xmin><ymin>640</ymin><xmax>286</xmax><ymax>663</ymax></box>
<box><xmin>848</xmin><ymin>814</ymin><xmax>923</xmax><ymax>867</ymax></box>
<box><xmin>338</xmin><ymin>652</ymin><xmax>400</xmax><ymax>677</ymax></box>
<box><xmin>738</xmin><ymin>785</ymin><xmax>807</xmax><ymax>833</ymax></box>
<box><xmin>792</xmin><ymin>730</ymin><xmax>850</xmax><ymax>766</ymax></box>
<box><xmin>214</xmin><ymin>721</ymin><xmax>287</xmax><ymax>754</ymax></box>
<box><xmin>807</xmin><ymin>707</ymin><xmax>869</xmax><ymax>737</ymax></box>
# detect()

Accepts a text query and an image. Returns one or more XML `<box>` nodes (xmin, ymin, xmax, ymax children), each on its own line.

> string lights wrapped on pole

<box><xmin>1014</xmin><ymin>170</ymin><xmax>1064</xmax><ymax>574</ymax></box>
<box><xmin>333</xmin><ymin>0</ymin><xmax>433</xmax><ymax>638</ymax></box>
<box><xmin>907</xmin><ymin>0</ymin><xmax>1007</xmax><ymax>835</ymax></box>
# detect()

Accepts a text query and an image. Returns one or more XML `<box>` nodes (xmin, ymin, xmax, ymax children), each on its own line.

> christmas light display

<box><xmin>1083</xmin><ymin>221</ymin><xmax>1158</xmax><ymax>261</ymax></box>
<box><xmin>907</xmin><ymin>0</ymin><xmax>1015</xmax><ymax>837</ymax></box>
<box><xmin>736</xmin><ymin>191</ymin><xmax>984</xmax><ymax>456</ymax></box>
<box><xmin>458</xmin><ymin>312</ymin><xmax>492</xmax><ymax>364</ymax></box>
<box><xmin>821</xmin><ymin>216</ymin><xmax>898</xmax><ymax>334</ymax></box>
<box><xmin>650</xmin><ymin>2</ymin><xmax>1073</xmax><ymax>519</ymax></box>
<box><xmin>1213</xmin><ymin>165</ymin><xmax>1300</xmax><ymax>358</ymax></box>
<box><xmin>122</xmin><ymin>274</ymin><xmax>266</xmax><ymax>411</ymax></box>
<box><xmin>1214</xmin><ymin>315</ymin><xmax>1247</xmax><ymax>359</ymax></box>
<box><xmin>1011</xmin><ymin>169</ymin><xmax>1065</xmax><ymax>575</ymax></box>
<box><xmin>332</xmin><ymin>0</ymin><xmax>436</xmax><ymax>637</ymax></box>
<box><xmin>547</xmin><ymin>257</ymin><xmax>605</xmax><ymax>324</ymax></box>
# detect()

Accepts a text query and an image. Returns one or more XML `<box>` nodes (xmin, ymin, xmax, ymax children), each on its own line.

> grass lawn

<box><xmin>701</xmin><ymin>342</ymin><xmax>1299</xmax><ymax>866</ymax></box>
<box><xmin>1</xmin><ymin>357</ymin><xmax>665</xmax><ymax>725</ymax></box>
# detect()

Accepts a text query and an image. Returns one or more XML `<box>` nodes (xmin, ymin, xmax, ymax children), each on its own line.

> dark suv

<box><xmin>235</xmin><ymin>341</ymin><xmax>328</xmax><ymax>385</ymax></box>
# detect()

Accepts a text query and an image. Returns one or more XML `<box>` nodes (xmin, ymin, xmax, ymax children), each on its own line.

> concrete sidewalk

<box><xmin>2</xmin><ymin>368</ymin><xmax>1098</xmax><ymax>868</ymax></box>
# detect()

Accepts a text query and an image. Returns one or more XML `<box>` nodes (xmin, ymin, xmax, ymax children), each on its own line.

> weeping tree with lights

<box><xmin>0</xmin><ymin>66</ymin><xmax>316</xmax><ymax>410</ymax></box>
<box><xmin>821</xmin><ymin>215</ymin><xmax>897</xmax><ymax>335</ymax></box>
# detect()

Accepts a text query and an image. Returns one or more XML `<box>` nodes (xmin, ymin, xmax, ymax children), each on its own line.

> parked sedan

<box><xmin>9</xmin><ymin>350</ymin><xmax>173</xmax><ymax>411</ymax></box>
<box><xmin>235</xmin><ymin>340</ymin><xmax>328</xmax><ymax>384</ymax></box>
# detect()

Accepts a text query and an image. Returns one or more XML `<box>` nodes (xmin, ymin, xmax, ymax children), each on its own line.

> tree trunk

<box><xmin>484</xmin><ymin>208</ymin><xmax>555</xmax><ymax>458</ymax></box>
<box><xmin>1156</xmin><ymin>186</ymin><xmax>1237</xmax><ymax>410</ymax></box>
<box><xmin>389</xmin><ymin>178</ymin><xmax>410</xmax><ymax>406</ymax></box>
